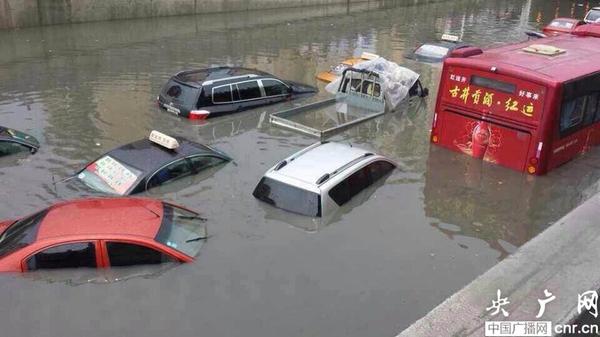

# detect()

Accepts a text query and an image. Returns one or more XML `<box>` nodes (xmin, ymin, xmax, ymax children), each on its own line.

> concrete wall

<box><xmin>0</xmin><ymin>0</ymin><xmax>389</xmax><ymax>29</ymax></box>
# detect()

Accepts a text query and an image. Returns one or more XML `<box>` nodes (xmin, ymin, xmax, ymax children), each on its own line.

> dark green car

<box><xmin>0</xmin><ymin>127</ymin><xmax>39</xmax><ymax>157</ymax></box>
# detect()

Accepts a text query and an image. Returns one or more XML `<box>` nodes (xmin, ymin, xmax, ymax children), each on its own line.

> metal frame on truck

<box><xmin>270</xmin><ymin>68</ymin><xmax>387</xmax><ymax>139</ymax></box>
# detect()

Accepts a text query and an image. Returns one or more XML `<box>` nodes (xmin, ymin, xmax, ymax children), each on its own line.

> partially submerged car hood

<box><xmin>0</xmin><ymin>127</ymin><xmax>40</xmax><ymax>150</ymax></box>
<box><xmin>286</xmin><ymin>81</ymin><xmax>318</xmax><ymax>95</ymax></box>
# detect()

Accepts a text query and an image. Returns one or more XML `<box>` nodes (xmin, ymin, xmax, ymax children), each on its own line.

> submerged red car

<box><xmin>0</xmin><ymin>198</ymin><xmax>207</xmax><ymax>272</ymax></box>
<box><xmin>542</xmin><ymin>18</ymin><xmax>584</xmax><ymax>36</ymax></box>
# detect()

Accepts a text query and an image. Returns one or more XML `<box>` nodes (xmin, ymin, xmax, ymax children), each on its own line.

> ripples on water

<box><xmin>0</xmin><ymin>1</ymin><xmax>599</xmax><ymax>336</ymax></box>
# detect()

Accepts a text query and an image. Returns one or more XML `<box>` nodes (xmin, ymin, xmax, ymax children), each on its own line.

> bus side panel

<box><xmin>437</xmin><ymin>110</ymin><xmax>533</xmax><ymax>172</ymax></box>
<box><xmin>548</xmin><ymin>130</ymin><xmax>590</xmax><ymax>170</ymax></box>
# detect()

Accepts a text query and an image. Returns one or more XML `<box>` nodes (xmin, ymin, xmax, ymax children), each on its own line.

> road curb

<box><xmin>396</xmin><ymin>194</ymin><xmax>600</xmax><ymax>336</ymax></box>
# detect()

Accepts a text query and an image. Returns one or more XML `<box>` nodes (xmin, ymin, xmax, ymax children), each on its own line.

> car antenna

<box><xmin>52</xmin><ymin>174</ymin><xmax>77</xmax><ymax>185</ymax></box>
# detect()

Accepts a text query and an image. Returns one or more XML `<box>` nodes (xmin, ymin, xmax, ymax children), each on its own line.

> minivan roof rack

<box><xmin>315</xmin><ymin>152</ymin><xmax>374</xmax><ymax>185</ymax></box>
<box><xmin>203</xmin><ymin>74</ymin><xmax>259</xmax><ymax>86</ymax></box>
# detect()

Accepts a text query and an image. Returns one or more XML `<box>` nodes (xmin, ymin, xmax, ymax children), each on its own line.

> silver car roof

<box><xmin>266</xmin><ymin>142</ymin><xmax>373</xmax><ymax>187</ymax></box>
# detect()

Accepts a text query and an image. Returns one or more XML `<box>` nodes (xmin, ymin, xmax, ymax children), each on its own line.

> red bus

<box><xmin>430</xmin><ymin>24</ymin><xmax>600</xmax><ymax>175</ymax></box>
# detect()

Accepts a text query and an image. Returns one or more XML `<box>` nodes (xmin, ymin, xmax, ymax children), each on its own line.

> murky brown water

<box><xmin>1</xmin><ymin>1</ymin><xmax>599</xmax><ymax>336</ymax></box>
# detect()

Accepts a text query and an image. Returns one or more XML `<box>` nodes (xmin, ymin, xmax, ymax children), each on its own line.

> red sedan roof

<box><xmin>36</xmin><ymin>198</ymin><xmax>164</xmax><ymax>240</ymax></box>
<box><xmin>450</xmin><ymin>29</ymin><xmax>600</xmax><ymax>83</ymax></box>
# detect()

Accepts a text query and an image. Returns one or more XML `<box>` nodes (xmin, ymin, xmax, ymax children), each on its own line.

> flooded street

<box><xmin>1</xmin><ymin>0</ymin><xmax>600</xmax><ymax>336</ymax></box>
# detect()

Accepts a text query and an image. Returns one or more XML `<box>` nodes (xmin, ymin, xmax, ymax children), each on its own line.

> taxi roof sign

<box><xmin>149</xmin><ymin>130</ymin><xmax>180</xmax><ymax>150</ymax></box>
<box><xmin>441</xmin><ymin>34</ymin><xmax>460</xmax><ymax>42</ymax></box>
<box><xmin>522</xmin><ymin>44</ymin><xmax>566</xmax><ymax>56</ymax></box>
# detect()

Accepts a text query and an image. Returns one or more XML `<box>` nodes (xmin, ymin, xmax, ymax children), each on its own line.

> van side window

<box><xmin>26</xmin><ymin>242</ymin><xmax>96</xmax><ymax>270</ymax></box>
<box><xmin>367</xmin><ymin>161</ymin><xmax>395</xmax><ymax>181</ymax></box>
<box><xmin>328</xmin><ymin>166</ymin><xmax>371</xmax><ymax>206</ymax></box>
<box><xmin>262</xmin><ymin>79</ymin><xmax>289</xmax><ymax>96</ymax></box>
<box><xmin>236</xmin><ymin>81</ymin><xmax>262</xmax><ymax>100</ymax></box>
<box><xmin>213</xmin><ymin>85</ymin><xmax>233</xmax><ymax>103</ymax></box>
<box><xmin>329</xmin><ymin>161</ymin><xmax>394</xmax><ymax>207</ymax></box>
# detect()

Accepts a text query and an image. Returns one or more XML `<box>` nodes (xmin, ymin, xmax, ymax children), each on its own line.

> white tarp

<box><xmin>325</xmin><ymin>57</ymin><xmax>420</xmax><ymax>110</ymax></box>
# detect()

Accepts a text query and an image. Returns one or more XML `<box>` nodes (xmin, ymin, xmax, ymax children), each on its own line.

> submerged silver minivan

<box><xmin>252</xmin><ymin>142</ymin><xmax>396</xmax><ymax>217</ymax></box>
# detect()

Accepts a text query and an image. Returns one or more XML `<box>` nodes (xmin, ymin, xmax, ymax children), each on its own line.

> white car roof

<box><xmin>267</xmin><ymin>142</ymin><xmax>373</xmax><ymax>186</ymax></box>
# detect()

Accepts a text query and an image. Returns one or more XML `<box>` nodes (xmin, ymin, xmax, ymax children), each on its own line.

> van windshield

<box><xmin>161</xmin><ymin>80</ymin><xmax>199</xmax><ymax>107</ymax></box>
<box><xmin>253</xmin><ymin>177</ymin><xmax>321</xmax><ymax>217</ymax></box>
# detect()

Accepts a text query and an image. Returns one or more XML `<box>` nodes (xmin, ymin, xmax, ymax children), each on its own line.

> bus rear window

<box><xmin>470</xmin><ymin>76</ymin><xmax>516</xmax><ymax>94</ymax></box>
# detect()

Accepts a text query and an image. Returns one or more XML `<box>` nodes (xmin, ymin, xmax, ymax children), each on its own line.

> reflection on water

<box><xmin>0</xmin><ymin>0</ymin><xmax>599</xmax><ymax>336</ymax></box>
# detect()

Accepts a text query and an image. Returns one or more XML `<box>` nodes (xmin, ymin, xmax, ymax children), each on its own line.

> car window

<box><xmin>328</xmin><ymin>166</ymin><xmax>371</xmax><ymax>207</ymax></box>
<box><xmin>26</xmin><ymin>242</ymin><xmax>96</xmax><ymax>271</ymax></box>
<box><xmin>79</xmin><ymin>155</ymin><xmax>143</xmax><ymax>195</ymax></box>
<box><xmin>155</xmin><ymin>204</ymin><xmax>207</xmax><ymax>257</ymax></box>
<box><xmin>560</xmin><ymin>96</ymin><xmax>586</xmax><ymax>135</ymax></box>
<box><xmin>106</xmin><ymin>242</ymin><xmax>175</xmax><ymax>267</ymax></box>
<box><xmin>236</xmin><ymin>81</ymin><xmax>262</xmax><ymax>100</ymax></box>
<box><xmin>0</xmin><ymin>141</ymin><xmax>30</xmax><ymax>156</ymax></box>
<box><xmin>253</xmin><ymin>177</ymin><xmax>321</xmax><ymax>217</ymax></box>
<box><xmin>586</xmin><ymin>10</ymin><xmax>600</xmax><ymax>23</ymax></box>
<box><xmin>549</xmin><ymin>20</ymin><xmax>574</xmax><ymax>29</ymax></box>
<box><xmin>329</xmin><ymin>161</ymin><xmax>395</xmax><ymax>207</ymax></box>
<box><xmin>0</xmin><ymin>210</ymin><xmax>47</xmax><ymax>258</ymax></box>
<box><xmin>161</xmin><ymin>80</ymin><xmax>198</xmax><ymax>106</ymax></box>
<box><xmin>147</xmin><ymin>159</ymin><xmax>192</xmax><ymax>190</ymax></box>
<box><xmin>341</xmin><ymin>78</ymin><xmax>363</xmax><ymax>93</ymax></box>
<box><xmin>360</xmin><ymin>80</ymin><xmax>381</xmax><ymax>97</ymax></box>
<box><xmin>213</xmin><ymin>85</ymin><xmax>233</xmax><ymax>103</ymax></box>
<box><xmin>262</xmin><ymin>79</ymin><xmax>289</xmax><ymax>96</ymax></box>
<box><xmin>188</xmin><ymin>156</ymin><xmax>225</xmax><ymax>172</ymax></box>
<box><xmin>367</xmin><ymin>160</ymin><xmax>395</xmax><ymax>182</ymax></box>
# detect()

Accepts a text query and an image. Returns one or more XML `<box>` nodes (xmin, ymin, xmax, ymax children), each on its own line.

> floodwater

<box><xmin>0</xmin><ymin>0</ymin><xmax>599</xmax><ymax>336</ymax></box>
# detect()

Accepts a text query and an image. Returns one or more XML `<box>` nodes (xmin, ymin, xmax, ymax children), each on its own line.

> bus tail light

<box><xmin>189</xmin><ymin>110</ymin><xmax>210</xmax><ymax>120</ymax></box>
<box><xmin>431</xmin><ymin>134</ymin><xmax>439</xmax><ymax>143</ymax></box>
<box><xmin>527</xmin><ymin>158</ymin><xmax>538</xmax><ymax>175</ymax></box>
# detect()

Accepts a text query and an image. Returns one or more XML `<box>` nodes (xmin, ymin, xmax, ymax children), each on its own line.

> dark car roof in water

<box><xmin>174</xmin><ymin>67</ymin><xmax>273</xmax><ymax>87</ymax></box>
<box><xmin>107</xmin><ymin>138</ymin><xmax>221</xmax><ymax>173</ymax></box>
<box><xmin>0</xmin><ymin>126</ymin><xmax>40</xmax><ymax>148</ymax></box>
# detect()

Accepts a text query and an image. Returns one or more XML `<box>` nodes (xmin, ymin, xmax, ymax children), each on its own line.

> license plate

<box><xmin>166</xmin><ymin>105</ymin><xmax>180</xmax><ymax>115</ymax></box>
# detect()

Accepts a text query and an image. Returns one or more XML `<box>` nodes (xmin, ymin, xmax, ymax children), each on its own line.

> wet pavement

<box><xmin>1</xmin><ymin>1</ymin><xmax>599</xmax><ymax>336</ymax></box>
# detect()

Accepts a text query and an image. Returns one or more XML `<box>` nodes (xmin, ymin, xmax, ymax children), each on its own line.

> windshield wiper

<box><xmin>176</xmin><ymin>215</ymin><xmax>207</xmax><ymax>222</ymax></box>
<box><xmin>186</xmin><ymin>236</ymin><xmax>208</xmax><ymax>243</ymax></box>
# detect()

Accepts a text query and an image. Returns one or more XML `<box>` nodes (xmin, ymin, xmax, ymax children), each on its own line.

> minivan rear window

<box><xmin>253</xmin><ymin>177</ymin><xmax>321</xmax><ymax>217</ymax></box>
